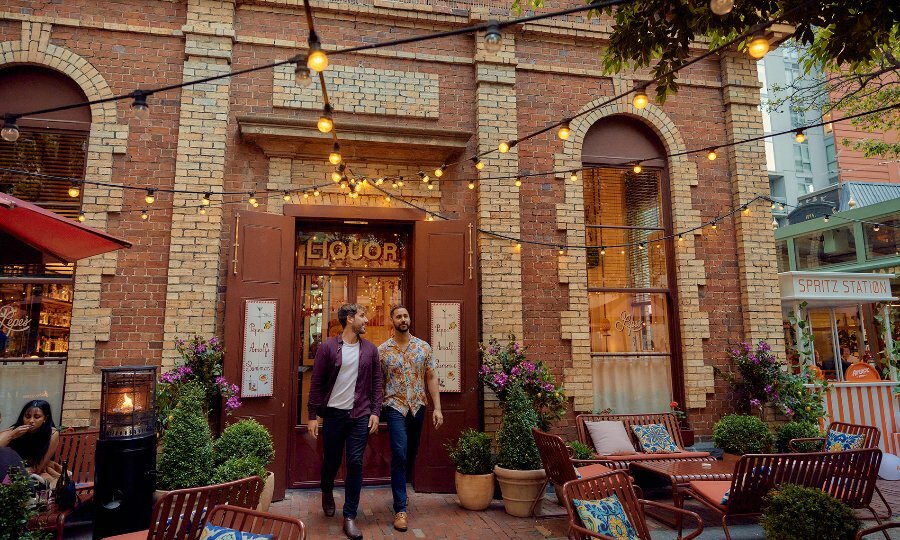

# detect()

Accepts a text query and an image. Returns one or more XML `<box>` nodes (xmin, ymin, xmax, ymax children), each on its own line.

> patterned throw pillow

<box><xmin>200</xmin><ymin>524</ymin><xmax>273</xmax><ymax>540</ymax></box>
<box><xmin>632</xmin><ymin>424</ymin><xmax>678</xmax><ymax>453</ymax></box>
<box><xmin>825</xmin><ymin>430</ymin><xmax>865</xmax><ymax>452</ymax></box>
<box><xmin>721</xmin><ymin>489</ymin><xmax>730</xmax><ymax>505</ymax></box>
<box><xmin>573</xmin><ymin>494</ymin><xmax>639</xmax><ymax>540</ymax></box>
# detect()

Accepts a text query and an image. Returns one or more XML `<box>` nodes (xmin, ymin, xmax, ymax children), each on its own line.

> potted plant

<box><xmin>0</xmin><ymin>467</ymin><xmax>49</xmax><ymax>540</ymax></box>
<box><xmin>214</xmin><ymin>419</ymin><xmax>275</xmax><ymax>511</ymax></box>
<box><xmin>761</xmin><ymin>484</ymin><xmax>860</xmax><ymax>539</ymax></box>
<box><xmin>775</xmin><ymin>421</ymin><xmax>822</xmax><ymax>453</ymax></box>
<box><xmin>669</xmin><ymin>401</ymin><xmax>694</xmax><ymax>447</ymax></box>
<box><xmin>445</xmin><ymin>429</ymin><xmax>495</xmax><ymax>510</ymax></box>
<box><xmin>493</xmin><ymin>381</ymin><xmax>546</xmax><ymax>517</ymax></box>
<box><xmin>155</xmin><ymin>382</ymin><xmax>214</xmax><ymax>498</ymax></box>
<box><xmin>712</xmin><ymin>414</ymin><xmax>774</xmax><ymax>457</ymax></box>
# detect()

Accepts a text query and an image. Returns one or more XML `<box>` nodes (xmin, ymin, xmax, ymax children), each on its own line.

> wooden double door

<box><xmin>224</xmin><ymin>210</ymin><xmax>480</xmax><ymax>499</ymax></box>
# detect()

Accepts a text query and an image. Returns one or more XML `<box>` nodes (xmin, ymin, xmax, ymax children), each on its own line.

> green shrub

<box><xmin>157</xmin><ymin>382</ymin><xmax>214</xmax><ymax>490</ymax></box>
<box><xmin>214</xmin><ymin>419</ymin><xmax>274</xmax><ymax>468</ymax></box>
<box><xmin>776</xmin><ymin>422</ymin><xmax>823</xmax><ymax>453</ymax></box>
<box><xmin>712</xmin><ymin>414</ymin><xmax>774</xmax><ymax>454</ymax></box>
<box><xmin>568</xmin><ymin>441</ymin><xmax>596</xmax><ymax>460</ymax></box>
<box><xmin>446</xmin><ymin>429</ymin><xmax>494</xmax><ymax>475</ymax></box>
<box><xmin>496</xmin><ymin>382</ymin><xmax>542</xmax><ymax>471</ymax></box>
<box><xmin>761</xmin><ymin>484</ymin><xmax>860</xmax><ymax>539</ymax></box>
<box><xmin>0</xmin><ymin>468</ymin><xmax>49</xmax><ymax>540</ymax></box>
<box><xmin>212</xmin><ymin>456</ymin><xmax>267</xmax><ymax>484</ymax></box>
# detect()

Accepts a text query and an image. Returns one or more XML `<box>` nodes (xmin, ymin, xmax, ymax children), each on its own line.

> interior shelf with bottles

<box><xmin>0</xmin><ymin>282</ymin><xmax>73</xmax><ymax>358</ymax></box>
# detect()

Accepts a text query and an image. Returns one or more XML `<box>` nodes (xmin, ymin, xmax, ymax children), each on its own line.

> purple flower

<box><xmin>209</xmin><ymin>337</ymin><xmax>219</xmax><ymax>345</ymax></box>
<box><xmin>785</xmin><ymin>407</ymin><xmax>794</xmax><ymax>417</ymax></box>
<box><xmin>543</xmin><ymin>383</ymin><xmax>554</xmax><ymax>392</ymax></box>
<box><xmin>513</xmin><ymin>343</ymin><xmax>520</xmax><ymax>351</ymax></box>
<box><xmin>225</xmin><ymin>395</ymin><xmax>242</xmax><ymax>411</ymax></box>
<box><xmin>488</xmin><ymin>347</ymin><xmax>499</xmax><ymax>356</ymax></box>
<box><xmin>758</xmin><ymin>341</ymin><xmax>770</xmax><ymax>351</ymax></box>
<box><xmin>215</xmin><ymin>376</ymin><xmax>227</xmax><ymax>386</ymax></box>
<box><xmin>764</xmin><ymin>384</ymin><xmax>773</xmax><ymax>395</ymax></box>
<box><xmin>230</xmin><ymin>384</ymin><xmax>239</xmax><ymax>394</ymax></box>
<box><xmin>750</xmin><ymin>398</ymin><xmax>761</xmax><ymax>407</ymax></box>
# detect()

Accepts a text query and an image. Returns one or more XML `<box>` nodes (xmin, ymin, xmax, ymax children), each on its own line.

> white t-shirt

<box><xmin>327</xmin><ymin>341</ymin><xmax>360</xmax><ymax>410</ymax></box>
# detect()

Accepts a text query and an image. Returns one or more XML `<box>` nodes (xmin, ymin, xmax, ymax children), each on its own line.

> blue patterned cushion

<box><xmin>573</xmin><ymin>495</ymin><xmax>638</xmax><ymax>540</ymax></box>
<box><xmin>721</xmin><ymin>489</ymin><xmax>730</xmax><ymax>505</ymax></box>
<box><xmin>200</xmin><ymin>523</ymin><xmax>273</xmax><ymax>540</ymax></box>
<box><xmin>632</xmin><ymin>424</ymin><xmax>678</xmax><ymax>453</ymax></box>
<box><xmin>825</xmin><ymin>430</ymin><xmax>865</xmax><ymax>452</ymax></box>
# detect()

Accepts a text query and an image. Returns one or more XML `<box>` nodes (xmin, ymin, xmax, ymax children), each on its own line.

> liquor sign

<box><xmin>242</xmin><ymin>300</ymin><xmax>276</xmax><ymax>398</ymax></box>
<box><xmin>431</xmin><ymin>302</ymin><xmax>461</xmax><ymax>392</ymax></box>
<box><xmin>779</xmin><ymin>271</ymin><xmax>896</xmax><ymax>306</ymax></box>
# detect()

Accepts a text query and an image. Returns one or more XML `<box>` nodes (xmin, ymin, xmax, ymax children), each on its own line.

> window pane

<box><xmin>794</xmin><ymin>225</ymin><xmax>857</xmax><ymax>269</ymax></box>
<box><xmin>776</xmin><ymin>241</ymin><xmax>790</xmax><ymax>272</ymax></box>
<box><xmin>356</xmin><ymin>275</ymin><xmax>402</xmax><ymax>346</ymax></box>
<box><xmin>297</xmin><ymin>230</ymin><xmax>408</xmax><ymax>269</ymax></box>
<box><xmin>584</xmin><ymin>168</ymin><xmax>661</xmax><ymax>229</ymax></box>
<box><xmin>0</xmin><ymin>361</ymin><xmax>66</xmax><ymax>429</ymax></box>
<box><xmin>865</xmin><ymin>214</ymin><xmax>899</xmax><ymax>260</ymax></box>
<box><xmin>0</xmin><ymin>283</ymin><xmax>72</xmax><ymax>359</ymax></box>
<box><xmin>589</xmin><ymin>292</ymin><xmax>670</xmax><ymax>353</ymax></box>
<box><xmin>585</xmin><ymin>229</ymin><xmax>668</xmax><ymax>289</ymax></box>
<box><xmin>593</xmin><ymin>356</ymin><xmax>672</xmax><ymax>414</ymax></box>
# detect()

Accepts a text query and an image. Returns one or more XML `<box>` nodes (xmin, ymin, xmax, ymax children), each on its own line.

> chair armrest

<box><xmin>571</xmin><ymin>458</ymin><xmax>614</xmax><ymax>468</ymax></box>
<box><xmin>788</xmin><ymin>437</ymin><xmax>825</xmax><ymax>452</ymax></box>
<box><xmin>567</xmin><ymin>523</ymin><xmax>618</xmax><ymax>540</ymax></box>
<box><xmin>856</xmin><ymin>522</ymin><xmax>900</xmax><ymax>539</ymax></box>
<box><xmin>566</xmin><ymin>445</ymin><xmax>576</xmax><ymax>459</ymax></box>
<box><xmin>641</xmin><ymin>500</ymin><xmax>704</xmax><ymax>540</ymax></box>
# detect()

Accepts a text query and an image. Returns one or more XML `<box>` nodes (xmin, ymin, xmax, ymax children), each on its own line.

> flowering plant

<box><xmin>156</xmin><ymin>336</ymin><xmax>241</xmax><ymax>435</ymax></box>
<box><xmin>479</xmin><ymin>335</ymin><xmax>566</xmax><ymax>430</ymax></box>
<box><xmin>669</xmin><ymin>401</ymin><xmax>686</xmax><ymax>421</ymax></box>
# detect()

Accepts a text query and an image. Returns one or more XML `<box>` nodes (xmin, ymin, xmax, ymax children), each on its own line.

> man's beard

<box><xmin>393</xmin><ymin>322</ymin><xmax>409</xmax><ymax>334</ymax></box>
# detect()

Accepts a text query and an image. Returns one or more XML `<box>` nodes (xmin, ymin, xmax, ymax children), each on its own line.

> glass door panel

<box><xmin>809</xmin><ymin>309</ymin><xmax>839</xmax><ymax>381</ymax></box>
<box><xmin>356</xmin><ymin>275</ymin><xmax>402</xmax><ymax>347</ymax></box>
<box><xmin>835</xmin><ymin>305</ymin><xmax>864</xmax><ymax>377</ymax></box>
<box><xmin>296</xmin><ymin>274</ymin><xmax>348</xmax><ymax>424</ymax></box>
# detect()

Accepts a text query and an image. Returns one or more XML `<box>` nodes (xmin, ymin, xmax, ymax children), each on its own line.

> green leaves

<box><xmin>713</xmin><ymin>414</ymin><xmax>775</xmax><ymax>454</ymax></box>
<box><xmin>446</xmin><ymin>429</ymin><xmax>495</xmax><ymax>475</ymax></box>
<box><xmin>497</xmin><ymin>382</ymin><xmax>543</xmax><ymax>471</ymax></box>
<box><xmin>761</xmin><ymin>484</ymin><xmax>861</xmax><ymax>539</ymax></box>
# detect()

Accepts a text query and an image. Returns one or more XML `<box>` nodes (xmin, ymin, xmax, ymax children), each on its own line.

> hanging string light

<box><xmin>483</xmin><ymin>21</ymin><xmax>503</xmax><ymax>53</ymax></box>
<box><xmin>199</xmin><ymin>207</ymin><xmax>207</xmax><ymax>215</ymax></box>
<box><xmin>874</xmin><ymin>224</ymin><xmax>881</xmax><ymax>232</ymax></box>
<box><xmin>558</xmin><ymin>248</ymin><xmax>566</xmax><ymax>255</ymax></box>
<box><xmin>772</xmin><ymin>216</ymin><xmax>778</xmax><ymax>229</ymax></box>
<box><xmin>569</xmin><ymin>171</ymin><xmax>578</xmax><ymax>183</ymax></box>
<box><xmin>306</xmin><ymin>32</ymin><xmax>329</xmax><ymax>72</ymax></box>
<box><xmin>68</xmin><ymin>183</ymin><xmax>80</xmax><ymax>198</ymax></box>
<box><xmin>295</xmin><ymin>63</ymin><xmax>313</xmax><ymax>87</ymax></box>
<box><xmin>823</xmin><ymin>214</ymin><xmax>830</xmax><ymax>223</ymax></box>
<box><xmin>468</xmin><ymin>180</ymin><xmax>476</xmax><ymax>190</ymax></box>
<box><xmin>284</xmin><ymin>192</ymin><xmax>292</xmax><ymax>202</ymax></box>
<box><xmin>472</xmin><ymin>157</ymin><xmax>485</xmax><ymax>170</ymax></box>
<box><xmin>303</xmin><ymin>192</ymin><xmax>310</xmax><ymax>200</ymax></box>
<box><xmin>248</xmin><ymin>192</ymin><xmax>258</xmax><ymax>206</ymax></box>
<box><xmin>709</xmin><ymin>0</ymin><xmax>734</xmax><ymax>15</ymax></box>
<box><xmin>848</xmin><ymin>196</ymin><xmax>858</xmax><ymax>208</ymax></box>
<box><xmin>313</xmin><ymin>189</ymin><xmax>320</xmax><ymax>197</ymax></box>
<box><xmin>202</xmin><ymin>192</ymin><xmax>211</xmax><ymax>206</ymax></box>
<box><xmin>419</xmin><ymin>171</ymin><xmax>430</xmax><ymax>183</ymax></box>
<box><xmin>144</xmin><ymin>188</ymin><xmax>156</xmax><ymax>204</ymax></box>
<box><xmin>747</xmin><ymin>32</ymin><xmax>770</xmax><ymax>59</ymax></box>
<box><xmin>794</xmin><ymin>130</ymin><xmax>806</xmax><ymax>143</ymax></box>
<box><xmin>632</xmin><ymin>89</ymin><xmax>649</xmax><ymax>110</ymax></box>
<box><xmin>498</xmin><ymin>141</ymin><xmax>513</xmax><ymax>153</ymax></box>
<box><xmin>426</xmin><ymin>215</ymin><xmax>434</xmax><ymax>221</ymax></box>
<box><xmin>397</xmin><ymin>179</ymin><xmax>404</xmax><ymax>187</ymax></box>
<box><xmin>329</xmin><ymin>142</ymin><xmax>342</xmax><ymax>165</ymax></box>
<box><xmin>632</xmin><ymin>163</ymin><xmax>642</xmax><ymax>174</ymax></box>
<box><xmin>131</xmin><ymin>91</ymin><xmax>151</xmax><ymax>120</ymax></box>
<box><xmin>557</xmin><ymin>121</ymin><xmax>572</xmax><ymax>140</ymax></box>
<box><xmin>707</xmin><ymin>148</ymin><xmax>718</xmax><ymax>161</ymax></box>
<box><xmin>318</xmin><ymin>104</ymin><xmax>334</xmax><ymax>133</ymax></box>
<box><xmin>384</xmin><ymin>194</ymin><xmax>391</xmax><ymax>202</ymax></box>
<box><xmin>427</xmin><ymin>182</ymin><xmax>435</xmax><ymax>190</ymax></box>
<box><xmin>514</xmin><ymin>179</ymin><xmax>522</xmax><ymax>187</ymax></box>
<box><xmin>742</xmin><ymin>205</ymin><xmax>750</xmax><ymax>215</ymax></box>
<box><xmin>77</xmin><ymin>212</ymin><xmax>85</xmax><ymax>223</ymax></box>
<box><xmin>434</xmin><ymin>164</ymin><xmax>446</xmax><ymax>178</ymax></box>
<box><xmin>140</xmin><ymin>209</ymin><xmax>149</xmax><ymax>220</ymax></box>
<box><xmin>600</xmin><ymin>247</ymin><xmax>606</xmax><ymax>255</ymax></box>
<box><xmin>1</xmin><ymin>114</ymin><xmax>20</xmax><ymax>142</ymax></box>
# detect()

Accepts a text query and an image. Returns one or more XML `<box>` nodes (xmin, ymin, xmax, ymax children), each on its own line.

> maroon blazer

<box><xmin>307</xmin><ymin>335</ymin><xmax>383</xmax><ymax>421</ymax></box>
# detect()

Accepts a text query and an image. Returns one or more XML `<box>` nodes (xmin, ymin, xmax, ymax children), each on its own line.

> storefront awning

<box><xmin>0</xmin><ymin>192</ymin><xmax>132</xmax><ymax>263</ymax></box>
<box><xmin>779</xmin><ymin>271</ymin><xmax>897</xmax><ymax>307</ymax></box>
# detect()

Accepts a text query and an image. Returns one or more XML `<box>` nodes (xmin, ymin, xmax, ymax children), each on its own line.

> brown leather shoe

<box><xmin>393</xmin><ymin>511</ymin><xmax>408</xmax><ymax>532</ymax></box>
<box><xmin>343</xmin><ymin>517</ymin><xmax>363</xmax><ymax>539</ymax></box>
<box><xmin>322</xmin><ymin>490</ymin><xmax>335</xmax><ymax>517</ymax></box>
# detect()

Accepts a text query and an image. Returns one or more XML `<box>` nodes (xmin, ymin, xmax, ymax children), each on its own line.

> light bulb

<box><xmin>252</xmin><ymin>201</ymin><xmax>259</xmax><ymax>208</ymax></box>
<box><xmin>557</xmin><ymin>123</ymin><xmax>571</xmax><ymax>140</ymax></box>
<box><xmin>498</xmin><ymin>141</ymin><xmax>511</xmax><ymax>153</ymax></box>
<box><xmin>131</xmin><ymin>92</ymin><xmax>150</xmax><ymax>120</ymax></box>
<box><xmin>742</xmin><ymin>206</ymin><xmax>750</xmax><ymax>215</ymax></box>
<box><xmin>638</xmin><ymin>243</ymin><xmax>645</xmax><ymax>250</ymax></box>
<box><xmin>68</xmin><ymin>185</ymin><xmax>80</xmax><ymax>198</ymax></box>
<box><xmin>707</xmin><ymin>149</ymin><xmax>718</xmax><ymax>161</ymax></box>
<box><xmin>332</xmin><ymin>171</ymin><xmax>341</xmax><ymax>182</ymax></box>
<box><xmin>874</xmin><ymin>224</ymin><xmax>881</xmax><ymax>232</ymax></box>
<box><xmin>558</xmin><ymin>249</ymin><xmax>565</xmax><ymax>255</ymax></box>
<box><xmin>427</xmin><ymin>183</ymin><xmax>435</xmax><ymax>190</ymax></box>
<box><xmin>569</xmin><ymin>172</ymin><xmax>578</xmax><ymax>183</ymax></box>
<box><xmin>711</xmin><ymin>222</ymin><xmax>718</xmax><ymax>230</ymax></box>
<box><xmin>1</xmin><ymin>117</ymin><xmax>20</xmax><ymax>142</ymax></box>
<box><xmin>145</xmin><ymin>189</ymin><xmax>156</xmax><ymax>204</ymax></box>
<box><xmin>600</xmin><ymin>247</ymin><xmax>606</xmax><ymax>255</ymax></box>
<box><xmin>823</xmin><ymin>214</ymin><xmax>830</xmax><ymax>223</ymax></box>
<box><xmin>435</xmin><ymin>165</ymin><xmax>445</xmax><ymax>178</ymax></box>
<box><xmin>632</xmin><ymin>90</ymin><xmax>649</xmax><ymax>110</ymax></box>
<box><xmin>140</xmin><ymin>209</ymin><xmax>149</xmax><ymax>220</ymax></box>
<box><xmin>385</xmin><ymin>195</ymin><xmax>391</xmax><ymax>202</ymax></box>
<box><xmin>794</xmin><ymin>130</ymin><xmax>806</xmax><ymax>143</ymax></box>
<box><xmin>514</xmin><ymin>179</ymin><xmax>522</xmax><ymax>187</ymax></box>
<box><xmin>284</xmin><ymin>192</ymin><xmax>292</xmax><ymax>202</ymax></box>
<box><xmin>748</xmin><ymin>34</ymin><xmax>770</xmax><ymax>59</ymax></box>
<box><xmin>426</xmin><ymin>215</ymin><xmax>434</xmax><ymax>221</ymax></box>
<box><xmin>420</xmin><ymin>172</ymin><xmax>429</xmax><ymax>183</ymax></box>
<box><xmin>318</xmin><ymin>105</ymin><xmax>334</xmax><ymax>133</ymax></box>
<box><xmin>772</xmin><ymin>217</ymin><xmax>778</xmax><ymax>229</ymax></box>
<box><xmin>397</xmin><ymin>180</ymin><xmax>404</xmax><ymax>187</ymax></box>
<box><xmin>303</xmin><ymin>192</ymin><xmax>310</xmax><ymax>200</ymax></box>
<box><xmin>307</xmin><ymin>36</ymin><xmax>329</xmax><ymax>72</ymax></box>
<box><xmin>709</xmin><ymin>0</ymin><xmax>733</xmax><ymax>15</ymax></box>
<box><xmin>484</xmin><ymin>22</ymin><xmax>502</xmax><ymax>53</ymax></box>
<box><xmin>329</xmin><ymin>143</ymin><xmax>342</xmax><ymax>165</ymax></box>
<box><xmin>849</xmin><ymin>196</ymin><xmax>857</xmax><ymax>208</ymax></box>
<box><xmin>474</xmin><ymin>159</ymin><xmax>484</xmax><ymax>170</ymax></box>
<box><xmin>633</xmin><ymin>164</ymin><xmax>642</xmax><ymax>174</ymax></box>
<box><xmin>200</xmin><ymin>207</ymin><xmax>207</xmax><ymax>215</ymax></box>
<box><xmin>202</xmin><ymin>192</ymin><xmax>211</xmax><ymax>205</ymax></box>
<box><xmin>77</xmin><ymin>213</ymin><xmax>85</xmax><ymax>222</ymax></box>
<box><xmin>468</xmin><ymin>181</ymin><xmax>475</xmax><ymax>190</ymax></box>
<box><xmin>313</xmin><ymin>189</ymin><xmax>320</xmax><ymax>196</ymax></box>
<box><xmin>295</xmin><ymin>63</ymin><xmax>313</xmax><ymax>87</ymax></box>
<box><xmin>677</xmin><ymin>235</ymin><xmax>683</xmax><ymax>243</ymax></box>
<box><xmin>248</xmin><ymin>192</ymin><xmax>257</xmax><ymax>206</ymax></box>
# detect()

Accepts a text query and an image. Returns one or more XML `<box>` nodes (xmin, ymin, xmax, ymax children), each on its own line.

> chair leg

<box><xmin>874</xmin><ymin>486</ymin><xmax>893</xmax><ymax>520</ymax></box>
<box><xmin>868</xmin><ymin>507</ymin><xmax>890</xmax><ymax>540</ymax></box>
<box><xmin>722</xmin><ymin>515</ymin><xmax>732</xmax><ymax>540</ymax></box>
<box><xmin>529</xmin><ymin>479</ymin><xmax>550</xmax><ymax>517</ymax></box>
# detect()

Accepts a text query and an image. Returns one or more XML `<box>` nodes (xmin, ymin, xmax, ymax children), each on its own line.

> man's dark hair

<box><xmin>389</xmin><ymin>304</ymin><xmax>409</xmax><ymax>318</ymax></box>
<box><xmin>338</xmin><ymin>303</ymin><xmax>365</xmax><ymax>328</ymax></box>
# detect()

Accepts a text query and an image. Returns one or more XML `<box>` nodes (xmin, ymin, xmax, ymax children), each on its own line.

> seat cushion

<box><xmin>200</xmin><ymin>523</ymin><xmax>273</xmax><ymax>540</ymax></box>
<box><xmin>102</xmin><ymin>530</ymin><xmax>148</xmax><ymax>540</ymax></box>
<box><xmin>575</xmin><ymin>463</ymin><xmax>614</xmax><ymax>479</ymax></box>
<box><xmin>601</xmin><ymin>451</ymin><xmax>711</xmax><ymax>462</ymax></box>
<box><xmin>585</xmin><ymin>421</ymin><xmax>636</xmax><ymax>455</ymax></box>
<box><xmin>632</xmin><ymin>424</ymin><xmax>678</xmax><ymax>453</ymax></box>
<box><xmin>825</xmin><ymin>430</ymin><xmax>865</xmax><ymax>452</ymax></box>
<box><xmin>688</xmin><ymin>480</ymin><xmax>731</xmax><ymax>511</ymax></box>
<box><xmin>573</xmin><ymin>494</ymin><xmax>639</xmax><ymax>540</ymax></box>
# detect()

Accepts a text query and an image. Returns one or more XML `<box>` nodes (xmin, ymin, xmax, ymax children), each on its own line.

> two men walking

<box><xmin>308</xmin><ymin>303</ymin><xmax>442</xmax><ymax>539</ymax></box>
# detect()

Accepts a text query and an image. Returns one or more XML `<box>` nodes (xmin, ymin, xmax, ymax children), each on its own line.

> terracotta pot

<box><xmin>256</xmin><ymin>472</ymin><xmax>275</xmax><ymax>512</ymax></box>
<box><xmin>493</xmin><ymin>465</ymin><xmax>547</xmax><ymax>517</ymax></box>
<box><xmin>454</xmin><ymin>471</ymin><xmax>494</xmax><ymax>511</ymax></box>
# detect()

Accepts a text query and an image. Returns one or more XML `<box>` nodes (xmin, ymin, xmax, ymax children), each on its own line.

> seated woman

<box><xmin>1</xmin><ymin>400</ymin><xmax>60</xmax><ymax>484</ymax></box>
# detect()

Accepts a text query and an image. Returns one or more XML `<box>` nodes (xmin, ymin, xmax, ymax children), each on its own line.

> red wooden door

<box><xmin>223</xmin><ymin>210</ymin><xmax>295</xmax><ymax>501</ymax></box>
<box><xmin>412</xmin><ymin>219</ymin><xmax>480</xmax><ymax>493</ymax></box>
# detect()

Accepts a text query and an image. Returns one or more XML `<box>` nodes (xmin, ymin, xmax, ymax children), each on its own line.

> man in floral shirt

<box><xmin>379</xmin><ymin>305</ymin><xmax>443</xmax><ymax>532</ymax></box>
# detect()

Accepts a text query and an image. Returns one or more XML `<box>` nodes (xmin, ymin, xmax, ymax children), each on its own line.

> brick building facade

<box><xmin>1</xmin><ymin>0</ymin><xmax>784</xmax><ymax>490</ymax></box>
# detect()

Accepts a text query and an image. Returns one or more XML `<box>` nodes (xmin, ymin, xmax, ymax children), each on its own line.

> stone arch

<box><xmin>554</xmin><ymin>96</ymin><xmax>713</xmax><ymax>413</ymax></box>
<box><xmin>1</xmin><ymin>21</ymin><xmax>130</xmax><ymax>427</ymax></box>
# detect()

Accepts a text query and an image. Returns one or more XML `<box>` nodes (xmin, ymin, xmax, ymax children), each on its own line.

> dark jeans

<box><xmin>320</xmin><ymin>407</ymin><xmax>370</xmax><ymax>519</ymax></box>
<box><xmin>385</xmin><ymin>406</ymin><xmax>425</xmax><ymax>513</ymax></box>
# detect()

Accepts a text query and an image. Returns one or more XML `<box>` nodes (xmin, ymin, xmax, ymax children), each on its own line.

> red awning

<box><xmin>0</xmin><ymin>192</ymin><xmax>132</xmax><ymax>263</ymax></box>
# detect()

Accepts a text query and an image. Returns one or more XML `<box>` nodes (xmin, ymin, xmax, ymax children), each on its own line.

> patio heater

<box><xmin>93</xmin><ymin>366</ymin><xmax>157</xmax><ymax>539</ymax></box>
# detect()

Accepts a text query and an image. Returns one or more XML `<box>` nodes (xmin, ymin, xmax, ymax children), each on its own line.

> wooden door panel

<box><xmin>287</xmin><ymin>428</ymin><xmax>391</xmax><ymax>488</ymax></box>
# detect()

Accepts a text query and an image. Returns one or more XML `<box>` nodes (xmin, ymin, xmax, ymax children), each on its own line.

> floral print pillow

<box><xmin>825</xmin><ymin>430</ymin><xmax>865</xmax><ymax>452</ymax></box>
<box><xmin>632</xmin><ymin>423</ymin><xmax>678</xmax><ymax>453</ymax></box>
<box><xmin>573</xmin><ymin>494</ymin><xmax>638</xmax><ymax>540</ymax></box>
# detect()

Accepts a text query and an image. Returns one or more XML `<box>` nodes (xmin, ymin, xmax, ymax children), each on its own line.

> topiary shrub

<box><xmin>157</xmin><ymin>382</ymin><xmax>214</xmax><ymax>490</ymax></box>
<box><xmin>212</xmin><ymin>456</ymin><xmax>267</xmax><ymax>485</ymax></box>
<box><xmin>496</xmin><ymin>382</ymin><xmax>542</xmax><ymax>471</ymax></box>
<box><xmin>761</xmin><ymin>484</ymin><xmax>860</xmax><ymax>539</ymax></box>
<box><xmin>776</xmin><ymin>421</ymin><xmax>823</xmax><ymax>453</ymax></box>
<box><xmin>713</xmin><ymin>414</ymin><xmax>774</xmax><ymax>454</ymax></box>
<box><xmin>445</xmin><ymin>429</ymin><xmax>494</xmax><ymax>475</ymax></box>
<box><xmin>0</xmin><ymin>468</ymin><xmax>49</xmax><ymax>540</ymax></box>
<box><xmin>214</xmin><ymin>419</ymin><xmax>274</xmax><ymax>468</ymax></box>
<box><xmin>567</xmin><ymin>441</ymin><xmax>597</xmax><ymax>460</ymax></box>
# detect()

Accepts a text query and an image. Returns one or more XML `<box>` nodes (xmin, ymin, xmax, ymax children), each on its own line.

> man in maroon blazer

<box><xmin>307</xmin><ymin>303</ymin><xmax>383</xmax><ymax>540</ymax></box>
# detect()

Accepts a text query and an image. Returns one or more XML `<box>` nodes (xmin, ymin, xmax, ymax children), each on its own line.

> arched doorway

<box><xmin>581</xmin><ymin>115</ymin><xmax>683</xmax><ymax>413</ymax></box>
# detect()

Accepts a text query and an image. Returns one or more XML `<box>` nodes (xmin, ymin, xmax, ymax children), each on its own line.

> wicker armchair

<box><xmin>562</xmin><ymin>470</ymin><xmax>703</xmax><ymax>540</ymax></box>
<box><xmin>205</xmin><ymin>505</ymin><xmax>306</xmax><ymax>540</ymax></box>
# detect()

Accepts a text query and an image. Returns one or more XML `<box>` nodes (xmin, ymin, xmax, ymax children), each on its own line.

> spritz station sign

<box><xmin>779</xmin><ymin>271</ymin><xmax>896</xmax><ymax>306</ymax></box>
<box><xmin>242</xmin><ymin>299</ymin><xmax>277</xmax><ymax>398</ymax></box>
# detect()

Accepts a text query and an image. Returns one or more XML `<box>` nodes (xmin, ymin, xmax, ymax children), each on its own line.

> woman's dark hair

<box><xmin>8</xmin><ymin>400</ymin><xmax>55</xmax><ymax>466</ymax></box>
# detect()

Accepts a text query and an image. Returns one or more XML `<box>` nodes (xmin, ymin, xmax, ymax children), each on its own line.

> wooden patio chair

<box><xmin>856</xmin><ymin>522</ymin><xmax>900</xmax><ymax>539</ymax></box>
<box><xmin>205</xmin><ymin>505</ymin><xmax>306</xmax><ymax>539</ymax></box>
<box><xmin>562</xmin><ymin>470</ymin><xmax>703</xmax><ymax>540</ymax></box>
<box><xmin>788</xmin><ymin>421</ymin><xmax>890</xmax><ymax>518</ymax></box>
<box><xmin>103</xmin><ymin>475</ymin><xmax>264</xmax><ymax>540</ymax></box>
<box><xmin>683</xmin><ymin>449</ymin><xmax>883</xmax><ymax>540</ymax></box>
<box><xmin>532</xmin><ymin>428</ymin><xmax>614</xmax><ymax>516</ymax></box>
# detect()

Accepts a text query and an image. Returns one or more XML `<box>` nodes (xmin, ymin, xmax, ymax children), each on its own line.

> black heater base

<box><xmin>92</xmin><ymin>435</ymin><xmax>156</xmax><ymax>540</ymax></box>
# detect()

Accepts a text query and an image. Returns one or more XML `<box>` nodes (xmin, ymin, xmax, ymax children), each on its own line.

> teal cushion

<box><xmin>632</xmin><ymin>424</ymin><xmax>678</xmax><ymax>453</ymax></box>
<box><xmin>573</xmin><ymin>494</ymin><xmax>638</xmax><ymax>540</ymax></box>
<box><xmin>200</xmin><ymin>523</ymin><xmax>273</xmax><ymax>540</ymax></box>
<box><xmin>825</xmin><ymin>430</ymin><xmax>865</xmax><ymax>452</ymax></box>
<box><xmin>721</xmin><ymin>489</ymin><xmax>730</xmax><ymax>505</ymax></box>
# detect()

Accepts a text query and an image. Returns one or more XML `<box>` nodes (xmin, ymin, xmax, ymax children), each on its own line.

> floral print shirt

<box><xmin>379</xmin><ymin>336</ymin><xmax>436</xmax><ymax>416</ymax></box>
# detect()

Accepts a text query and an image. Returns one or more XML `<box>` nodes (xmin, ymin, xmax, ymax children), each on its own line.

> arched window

<box><xmin>582</xmin><ymin>115</ymin><xmax>680</xmax><ymax>414</ymax></box>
